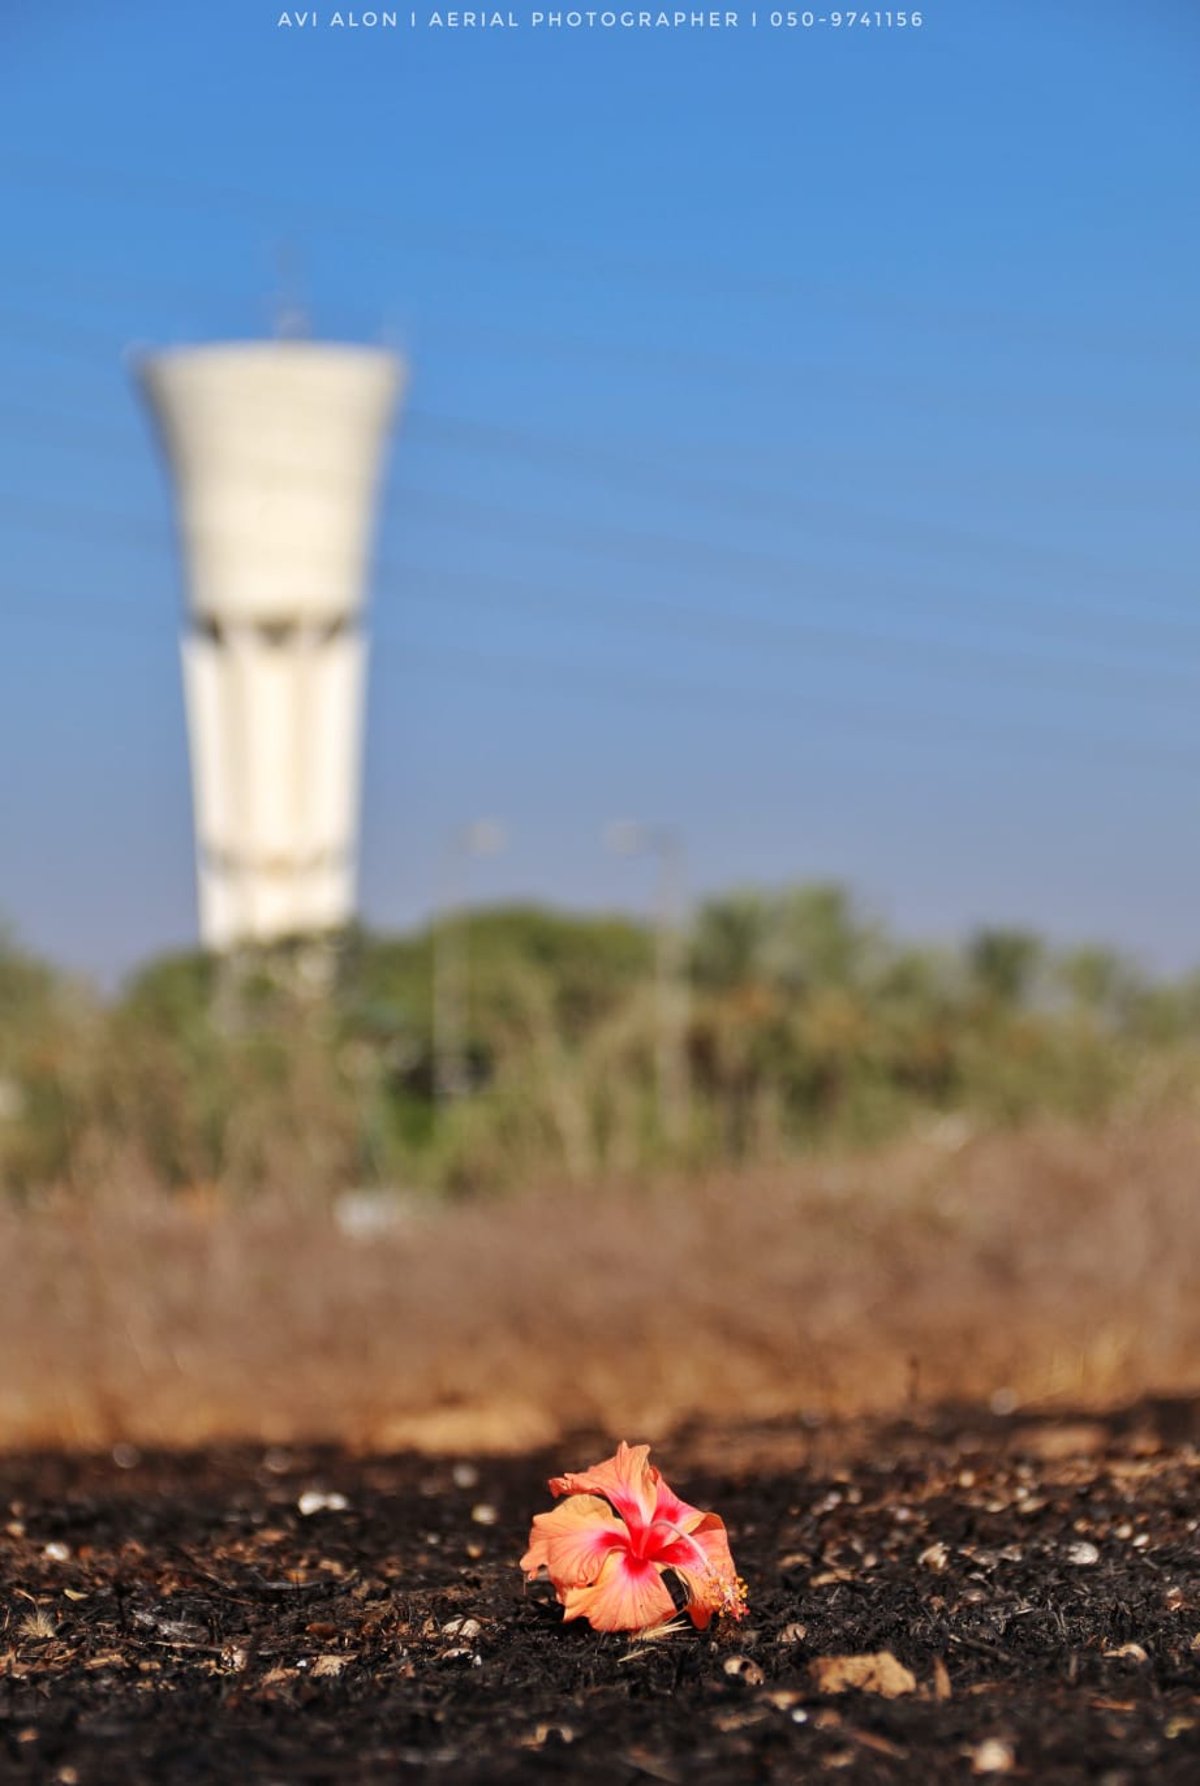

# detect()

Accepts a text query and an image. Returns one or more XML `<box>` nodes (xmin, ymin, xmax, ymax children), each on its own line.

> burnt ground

<box><xmin>0</xmin><ymin>1402</ymin><xmax>1197</xmax><ymax>1785</ymax></box>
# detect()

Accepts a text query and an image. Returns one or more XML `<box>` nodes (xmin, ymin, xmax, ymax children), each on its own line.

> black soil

<box><xmin>1</xmin><ymin>1402</ymin><xmax>1197</xmax><ymax>1784</ymax></box>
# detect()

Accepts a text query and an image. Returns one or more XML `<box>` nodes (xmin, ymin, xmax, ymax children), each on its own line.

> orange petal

<box><xmin>663</xmin><ymin>1512</ymin><xmax>746</xmax><ymax>1628</ymax></box>
<box><xmin>651</xmin><ymin>1472</ymin><xmax>707</xmax><ymax>1535</ymax></box>
<box><xmin>519</xmin><ymin>1493</ymin><xmax>628</xmax><ymax>1591</ymax></box>
<box><xmin>549</xmin><ymin>1441</ymin><xmax>658</xmax><ymax>1533</ymax></box>
<box><xmin>561</xmin><ymin>1551</ymin><xmax>677</xmax><ymax>1633</ymax></box>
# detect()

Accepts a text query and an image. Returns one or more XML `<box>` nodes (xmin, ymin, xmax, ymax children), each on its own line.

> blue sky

<box><xmin>2</xmin><ymin>0</ymin><xmax>1199</xmax><ymax>983</ymax></box>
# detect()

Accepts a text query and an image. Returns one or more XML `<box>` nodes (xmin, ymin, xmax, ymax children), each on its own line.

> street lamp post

<box><xmin>433</xmin><ymin>820</ymin><xmax>506</xmax><ymax>1103</ymax></box>
<box><xmin>605</xmin><ymin>821</ymin><xmax>690</xmax><ymax>1148</ymax></box>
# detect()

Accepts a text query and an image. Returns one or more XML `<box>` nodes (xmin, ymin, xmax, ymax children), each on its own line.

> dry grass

<box><xmin>1</xmin><ymin>1106</ymin><xmax>1198</xmax><ymax>1453</ymax></box>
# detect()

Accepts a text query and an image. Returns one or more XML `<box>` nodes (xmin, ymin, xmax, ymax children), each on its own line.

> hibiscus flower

<box><xmin>520</xmin><ymin>1440</ymin><xmax>747</xmax><ymax>1633</ymax></box>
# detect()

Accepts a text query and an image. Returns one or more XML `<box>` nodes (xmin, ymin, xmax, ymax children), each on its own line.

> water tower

<box><xmin>135</xmin><ymin>339</ymin><xmax>405</xmax><ymax>951</ymax></box>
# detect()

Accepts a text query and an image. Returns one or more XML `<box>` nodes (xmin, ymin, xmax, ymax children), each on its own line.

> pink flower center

<box><xmin>630</xmin><ymin>1515</ymin><xmax>706</xmax><ymax>1570</ymax></box>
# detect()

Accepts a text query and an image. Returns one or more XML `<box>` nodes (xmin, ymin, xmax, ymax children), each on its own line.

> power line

<box><xmin>4</xmin><ymin>370</ymin><xmax>1195</xmax><ymax>535</ymax></box>
<box><xmin>380</xmin><ymin>558</ymin><xmax>1200</xmax><ymax>706</ymax></box>
<box><xmin>4</xmin><ymin>152</ymin><xmax>1196</xmax><ymax>366</ymax></box>
<box><xmin>2</xmin><ymin>385</ymin><xmax>1190</xmax><ymax>608</ymax></box>
<box><xmin>1</xmin><ymin>479</ymin><xmax>1196</xmax><ymax>711</ymax></box>
<box><xmin>4</xmin><ymin>546</ymin><xmax>1197</xmax><ymax>752</ymax></box>
<box><xmin>2</xmin><ymin>278</ymin><xmax>1197</xmax><ymax>445</ymax></box>
<box><xmin>369</xmin><ymin>638</ymin><xmax>1200</xmax><ymax>774</ymax></box>
<box><xmin>6</xmin><ymin>580</ymin><xmax>1195</xmax><ymax>773</ymax></box>
<box><xmin>0</xmin><ymin>386</ymin><xmax>1193</xmax><ymax>650</ymax></box>
<box><xmin>393</xmin><ymin>481</ymin><xmax>1188</xmax><ymax>620</ymax></box>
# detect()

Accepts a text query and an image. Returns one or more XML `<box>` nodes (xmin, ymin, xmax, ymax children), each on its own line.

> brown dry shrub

<box><xmin>1</xmin><ymin>1108</ymin><xmax>1197</xmax><ymax>1451</ymax></box>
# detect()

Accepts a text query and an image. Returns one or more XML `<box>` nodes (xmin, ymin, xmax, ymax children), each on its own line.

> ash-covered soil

<box><xmin>1</xmin><ymin>1402</ymin><xmax>1197</xmax><ymax>1784</ymax></box>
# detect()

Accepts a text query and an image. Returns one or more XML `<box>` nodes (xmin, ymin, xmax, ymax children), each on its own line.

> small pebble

<box><xmin>452</xmin><ymin>1463</ymin><xmax>479</xmax><ymax>1490</ymax></box>
<box><xmin>43</xmin><ymin>1542</ymin><xmax>70</xmax><ymax>1563</ymax></box>
<box><xmin>297</xmin><ymin>1490</ymin><xmax>349</xmax><ymax>1517</ymax></box>
<box><xmin>971</xmin><ymin>1737</ymin><xmax>1016</xmax><ymax>1774</ymax></box>
<box><xmin>530</xmin><ymin>1723</ymin><xmax>576</xmax><ymax>1746</ymax></box>
<box><xmin>312</xmin><ymin>1654</ymin><xmax>346</xmax><ymax>1678</ymax></box>
<box><xmin>722</xmin><ymin>1654</ymin><xmax>765</xmax><ymax>1685</ymax></box>
<box><xmin>1066</xmin><ymin>1541</ymin><xmax>1100</xmax><ymax>1567</ymax></box>
<box><xmin>470</xmin><ymin>1503</ymin><xmax>498</xmax><ymax>1526</ymax></box>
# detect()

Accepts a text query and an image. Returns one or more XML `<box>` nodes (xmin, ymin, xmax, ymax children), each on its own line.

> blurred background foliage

<box><xmin>3</xmin><ymin>886</ymin><xmax>1200</xmax><ymax>1203</ymax></box>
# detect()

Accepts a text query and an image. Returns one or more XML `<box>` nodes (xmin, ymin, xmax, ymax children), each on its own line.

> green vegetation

<box><xmin>3</xmin><ymin>888</ymin><xmax>1200</xmax><ymax>1201</ymax></box>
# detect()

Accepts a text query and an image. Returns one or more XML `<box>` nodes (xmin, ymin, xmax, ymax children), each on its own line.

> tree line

<box><xmin>4</xmin><ymin>886</ymin><xmax>1199</xmax><ymax>1201</ymax></box>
